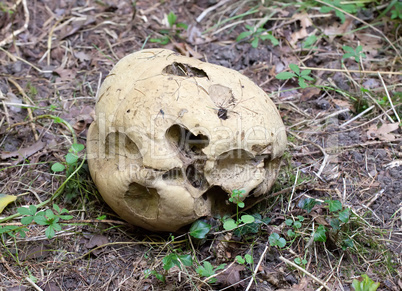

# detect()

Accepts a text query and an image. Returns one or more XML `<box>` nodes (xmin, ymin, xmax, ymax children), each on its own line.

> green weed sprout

<box><xmin>17</xmin><ymin>204</ymin><xmax>73</xmax><ymax>239</ymax></box>
<box><xmin>223</xmin><ymin>190</ymin><xmax>255</xmax><ymax>231</ymax></box>
<box><xmin>189</xmin><ymin>220</ymin><xmax>211</xmax><ymax>239</ymax></box>
<box><xmin>236</xmin><ymin>24</ymin><xmax>278</xmax><ymax>48</ymax></box>
<box><xmin>342</xmin><ymin>45</ymin><xmax>366</xmax><ymax>62</ymax></box>
<box><xmin>145</xmin><ymin>235</ymin><xmax>193</xmax><ymax>283</ymax></box>
<box><xmin>150</xmin><ymin>11</ymin><xmax>187</xmax><ymax>45</ymax></box>
<box><xmin>351</xmin><ymin>274</ymin><xmax>380</xmax><ymax>291</ymax></box>
<box><xmin>51</xmin><ymin>143</ymin><xmax>85</xmax><ymax>174</ymax></box>
<box><xmin>276</xmin><ymin>64</ymin><xmax>314</xmax><ymax>88</ymax></box>
<box><xmin>391</xmin><ymin>2</ymin><xmax>402</xmax><ymax>19</ymax></box>
<box><xmin>196</xmin><ymin>261</ymin><xmax>226</xmax><ymax>283</ymax></box>
<box><xmin>269</xmin><ymin>232</ymin><xmax>286</xmax><ymax>248</ymax></box>
<box><xmin>319</xmin><ymin>0</ymin><xmax>361</xmax><ymax>23</ymax></box>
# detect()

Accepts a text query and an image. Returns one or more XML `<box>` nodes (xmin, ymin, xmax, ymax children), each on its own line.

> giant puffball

<box><xmin>87</xmin><ymin>49</ymin><xmax>286</xmax><ymax>231</ymax></box>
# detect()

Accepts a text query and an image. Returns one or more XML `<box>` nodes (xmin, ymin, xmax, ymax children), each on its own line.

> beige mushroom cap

<box><xmin>87</xmin><ymin>49</ymin><xmax>286</xmax><ymax>231</ymax></box>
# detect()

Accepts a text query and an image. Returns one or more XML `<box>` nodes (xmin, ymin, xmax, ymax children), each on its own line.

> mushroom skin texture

<box><xmin>87</xmin><ymin>49</ymin><xmax>287</xmax><ymax>232</ymax></box>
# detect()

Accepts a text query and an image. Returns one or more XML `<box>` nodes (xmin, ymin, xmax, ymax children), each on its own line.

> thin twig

<box><xmin>8</xmin><ymin>78</ymin><xmax>39</xmax><ymax>141</ymax></box>
<box><xmin>245</xmin><ymin>244</ymin><xmax>269</xmax><ymax>291</ymax></box>
<box><xmin>300</xmin><ymin>66</ymin><xmax>402</xmax><ymax>75</ymax></box>
<box><xmin>288</xmin><ymin>131</ymin><xmax>329</xmax><ymax>178</ymax></box>
<box><xmin>0</xmin><ymin>0</ymin><xmax>29</xmax><ymax>47</ymax></box>
<box><xmin>288</xmin><ymin>167</ymin><xmax>299</xmax><ymax>212</ymax></box>
<box><xmin>378</xmin><ymin>72</ymin><xmax>400</xmax><ymax>123</ymax></box>
<box><xmin>279</xmin><ymin>255</ymin><xmax>331</xmax><ymax>290</ymax></box>
<box><xmin>196</xmin><ymin>0</ymin><xmax>231</xmax><ymax>22</ymax></box>
<box><xmin>340</xmin><ymin>105</ymin><xmax>374</xmax><ymax>128</ymax></box>
<box><xmin>26</xmin><ymin>277</ymin><xmax>43</xmax><ymax>291</ymax></box>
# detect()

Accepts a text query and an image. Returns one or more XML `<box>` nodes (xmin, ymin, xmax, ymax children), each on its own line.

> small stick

<box><xmin>26</xmin><ymin>277</ymin><xmax>43</xmax><ymax>291</ymax></box>
<box><xmin>279</xmin><ymin>255</ymin><xmax>331</xmax><ymax>290</ymax></box>
<box><xmin>245</xmin><ymin>245</ymin><xmax>269</xmax><ymax>291</ymax></box>
<box><xmin>196</xmin><ymin>0</ymin><xmax>231</xmax><ymax>22</ymax></box>
<box><xmin>340</xmin><ymin>105</ymin><xmax>374</xmax><ymax>128</ymax></box>
<box><xmin>288</xmin><ymin>167</ymin><xmax>299</xmax><ymax>212</ymax></box>
<box><xmin>378</xmin><ymin>72</ymin><xmax>400</xmax><ymax>123</ymax></box>
<box><xmin>300</xmin><ymin>66</ymin><xmax>402</xmax><ymax>76</ymax></box>
<box><xmin>0</xmin><ymin>0</ymin><xmax>29</xmax><ymax>47</ymax></box>
<box><xmin>8</xmin><ymin>78</ymin><xmax>39</xmax><ymax>141</ymax></box>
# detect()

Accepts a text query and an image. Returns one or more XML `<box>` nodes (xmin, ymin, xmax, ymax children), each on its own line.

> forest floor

<box><xmin>0</xmin><ymin>0</ymin><xmax>401</xmax><ymax>290</ymax></box>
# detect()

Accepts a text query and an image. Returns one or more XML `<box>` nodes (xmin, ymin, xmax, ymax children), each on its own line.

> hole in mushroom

<box><xmin>162</xmin><ymin>167</ymin><xmax>184</xmax><ymax>183</ymax></box>
<box><xmin>162</xmin><ymin>62</ymin><xmax>209</xmax><ymax>78</ymax></box>
<box><xmin>124</xmin><ymin>183</ymin><xmax>159</xmax><ymax>219</ymax></box>
<box><xmin>105</xmin><ymin>132</ymin><xmax>142</xmax><ymax>160</ymax></box>
<box><xmin>165</xmin><ymin>124</ymin><xmax>209</xmax><ymax>157</ymax></box>
<box><xmin>186</xmin><ymin>164</ymin><xmax>208</xmax><ymax>189</ymax></box>
<box><xmin>202</xmin><ymin>186</ymin><xmax>235</xmax><ymax>216</ymax></box>
<box><xmin>216</xmin><ymin>148</ymin><xmax>254</xmax><ymax>162</ymax></box>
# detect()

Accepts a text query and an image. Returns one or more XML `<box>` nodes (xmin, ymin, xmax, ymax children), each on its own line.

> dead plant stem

<box><xmin>300</xmin><ymin>66</ymin><xmax>402</xmax><ymax>75</ymax></box>
<box><xmin>279</xmin><ymin>255</ymin><xmax>331</xmax><ymax>290</ymax></box>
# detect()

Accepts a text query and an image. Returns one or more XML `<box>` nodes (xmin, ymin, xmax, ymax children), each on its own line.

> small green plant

<box><xmin>342</xmin><ymin>45</ymin><xmax>366</xmax><ymax>62</ymax></box>
<box><xmin>314</xmin><ymin>224</ymin><xmax>327</xmax><ymax>242</ymax></box>
<box><xmin>269</xmin><ymin>232</ymin><xmax>287</xmax><ymax>248</ymax></box>
<box><xmin>0</xmin><ymin>2</ymin><xmax>15</xmax><ymax>15</ymax></box>
<box><xmin>196</xmin><ymin>261</ymin><xmax>226</xmax><ymax>283</ymax></box>
<box><xmin>150</xmin><ymin>11</ymin><xmax>187</xmax><ymax>45</ymax></box>
<box><xmin>234</xmin><ymin>213</ymin><xmax>271</xmax><ymax>237</ymax></box>
<box><xmin>285</xmin><ymin>215</ymin><xmax>304</xmax><ymax>238</ymax></box>
<box><xmin>51</xmin><ymin>142</ymin><xmax>86</xmax><ymax>202</ymax></box>
<box><xmin>223</xmin><ymin>190</ymin><xmax>255</xmax><ymax>231</ymax></box>
<box><xmin>162</xmin><ymin>252</ymin><xmax>193</xmax><ymax>271</ymax></box>
<box><xmin>236</xmin><ymin>24</ymin><xmax>278</xmax><ymax>48</ymax></box>
<box><xmin>294</xmin><ymin>256</ymin><xmax>307</xmax><ymax>266</ymax></box>
<box><xmin>319</xmin><ymin>0</ymin><xmax>362</xmax><ymax>23</ymax></box>
<box><xmin>144</xmin><ymin>269</ymin><xmax>165</xmax><ymax>283</ymax></box>
<box><xmin>236</xmin><ymin>254</ymin><xmax>253</xmax><ymax>266</ymax></box>
<box><xmin>297</xmin><ymin>198</ymin><xmax>353</xmax><ymax>247</ymax></box>
<box><xmin>189</xmin><ymin>220</ymin><xmax>211</xmax><ymax>239</ymax></box>
<box><xmin>145</xmin><ymin>235</ymin><xmax>193</xmax><ymax>283</ymax></box>
<box><xmin>351</xmin><ymin>274</ymin><xmax>380</xmax><ymax>291</ymax></box>
<box><xmin>391</xmin><ymin>2</ymin><xmax>402</xmax><ymax>19</ymax></box>
<box><xmin>51</xmin><ymin>143</ymin><xmax>85</xmax><ymax>174</ymax></box>
<box><xmin>0</xmin><ymin>224</ymin><xmax>29</xmax><ymax>238</ymax></box>
<box><xmin>297</xmin><ymin>197</ymin><xmax>321</xmax><ymax>213</ymax></box>
<box><xmin>302</xmin><ymin>34</ymin><xmax>318</xmax><ymax>49</ymax></box>
<box><xmin>17</xmin><ymin>204</ymin><xmax>73</xmax><ymax>239</ymax></box>
<box><xmin>26</xmin><ymin>82</ymin><xmax>38</xmax><ymax>97</ymax></box>
<box><xmin>276</xmin><ymin>64</ymin><xmax>314</xmax><ymax>88</ymax></box>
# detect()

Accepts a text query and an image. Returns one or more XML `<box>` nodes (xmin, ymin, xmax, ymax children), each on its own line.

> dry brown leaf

<box><xmin>355</xmin><ymin>32</ymin><xmax>382</xmax><ymax>58</ymax></box>
<box><xmin>276</xmin><ymin>277</ymin><xmax>314</xmax><ymax>290</ymax></box>
<box><xmin>367</xmin><ymin>122</ymin><xmax>400</xmax><ymax>142</ymax></box>
<box><xmin>58</xmin><ymin>16</ymin><xmax>96</xmax><ymax>40</ymax></box>
<box><xmin>301</xmin><ymin>87</ymin><xmax>321</xmax><ymax>101</ymax></box>
<box><xmin>215</xmin><ymin>233</ymin><xmax>232</xmax><ymax>263</ymax></box>
<box><xmin>20</xmin><ymin>243</ymin><xmax>52</xmax><ymax>260</ymax></box>
<box><xmin>5</xmin><ymin>92</ymin><xmax>23</xmax><ymax>113</ymax></box>
<box><xmin>74</xmin><ymin>51</ymin><xmax>91</xmax><ymax>62</ymax></box>
<box><xmin>290</xmin><ymin>13</ymin><xmax>313</xmax><ymax>45</ymax></box>
<box><xmin>1</xmin><ymin>140</ymin><xmax>46</xmax><ymax>165</ymax></box>
<box><xmin>84</xmin><ymin>234</ymin><xmax>109</xmax><ymax>256</ymax></box>
<box><xmin>332</xmin><ymin>99</ymin><xmax>352</xmax><ymax>109</ymax></box>
<box><xmin>311</xmin><ymin>213</ymin><xmax>330</xmax><ymax>226</ymax></box>
<box><xmin>215</xmin><ymin>264</ymin><xmax>245</xmax><ymax>289</ymax></box>
<box><xmin>323</xmin><ymin>17</ymin><xmax>353</xmax><ymax>42</ymax></box>
<box><xmin>54</xmin><ymin>68</ymin><xmax>77</xmax><ymax>80</ymax></box>
<box><xmin>172</xmin><ymin>42</ymin><xmax>203</xmax><ymax>59</ymax></box>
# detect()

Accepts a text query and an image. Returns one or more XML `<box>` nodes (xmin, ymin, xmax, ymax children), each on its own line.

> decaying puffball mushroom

<box><xmin>87</xmin><ymin>49</ymin><xmax>286</xmax><ymax>231</ymax></box>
